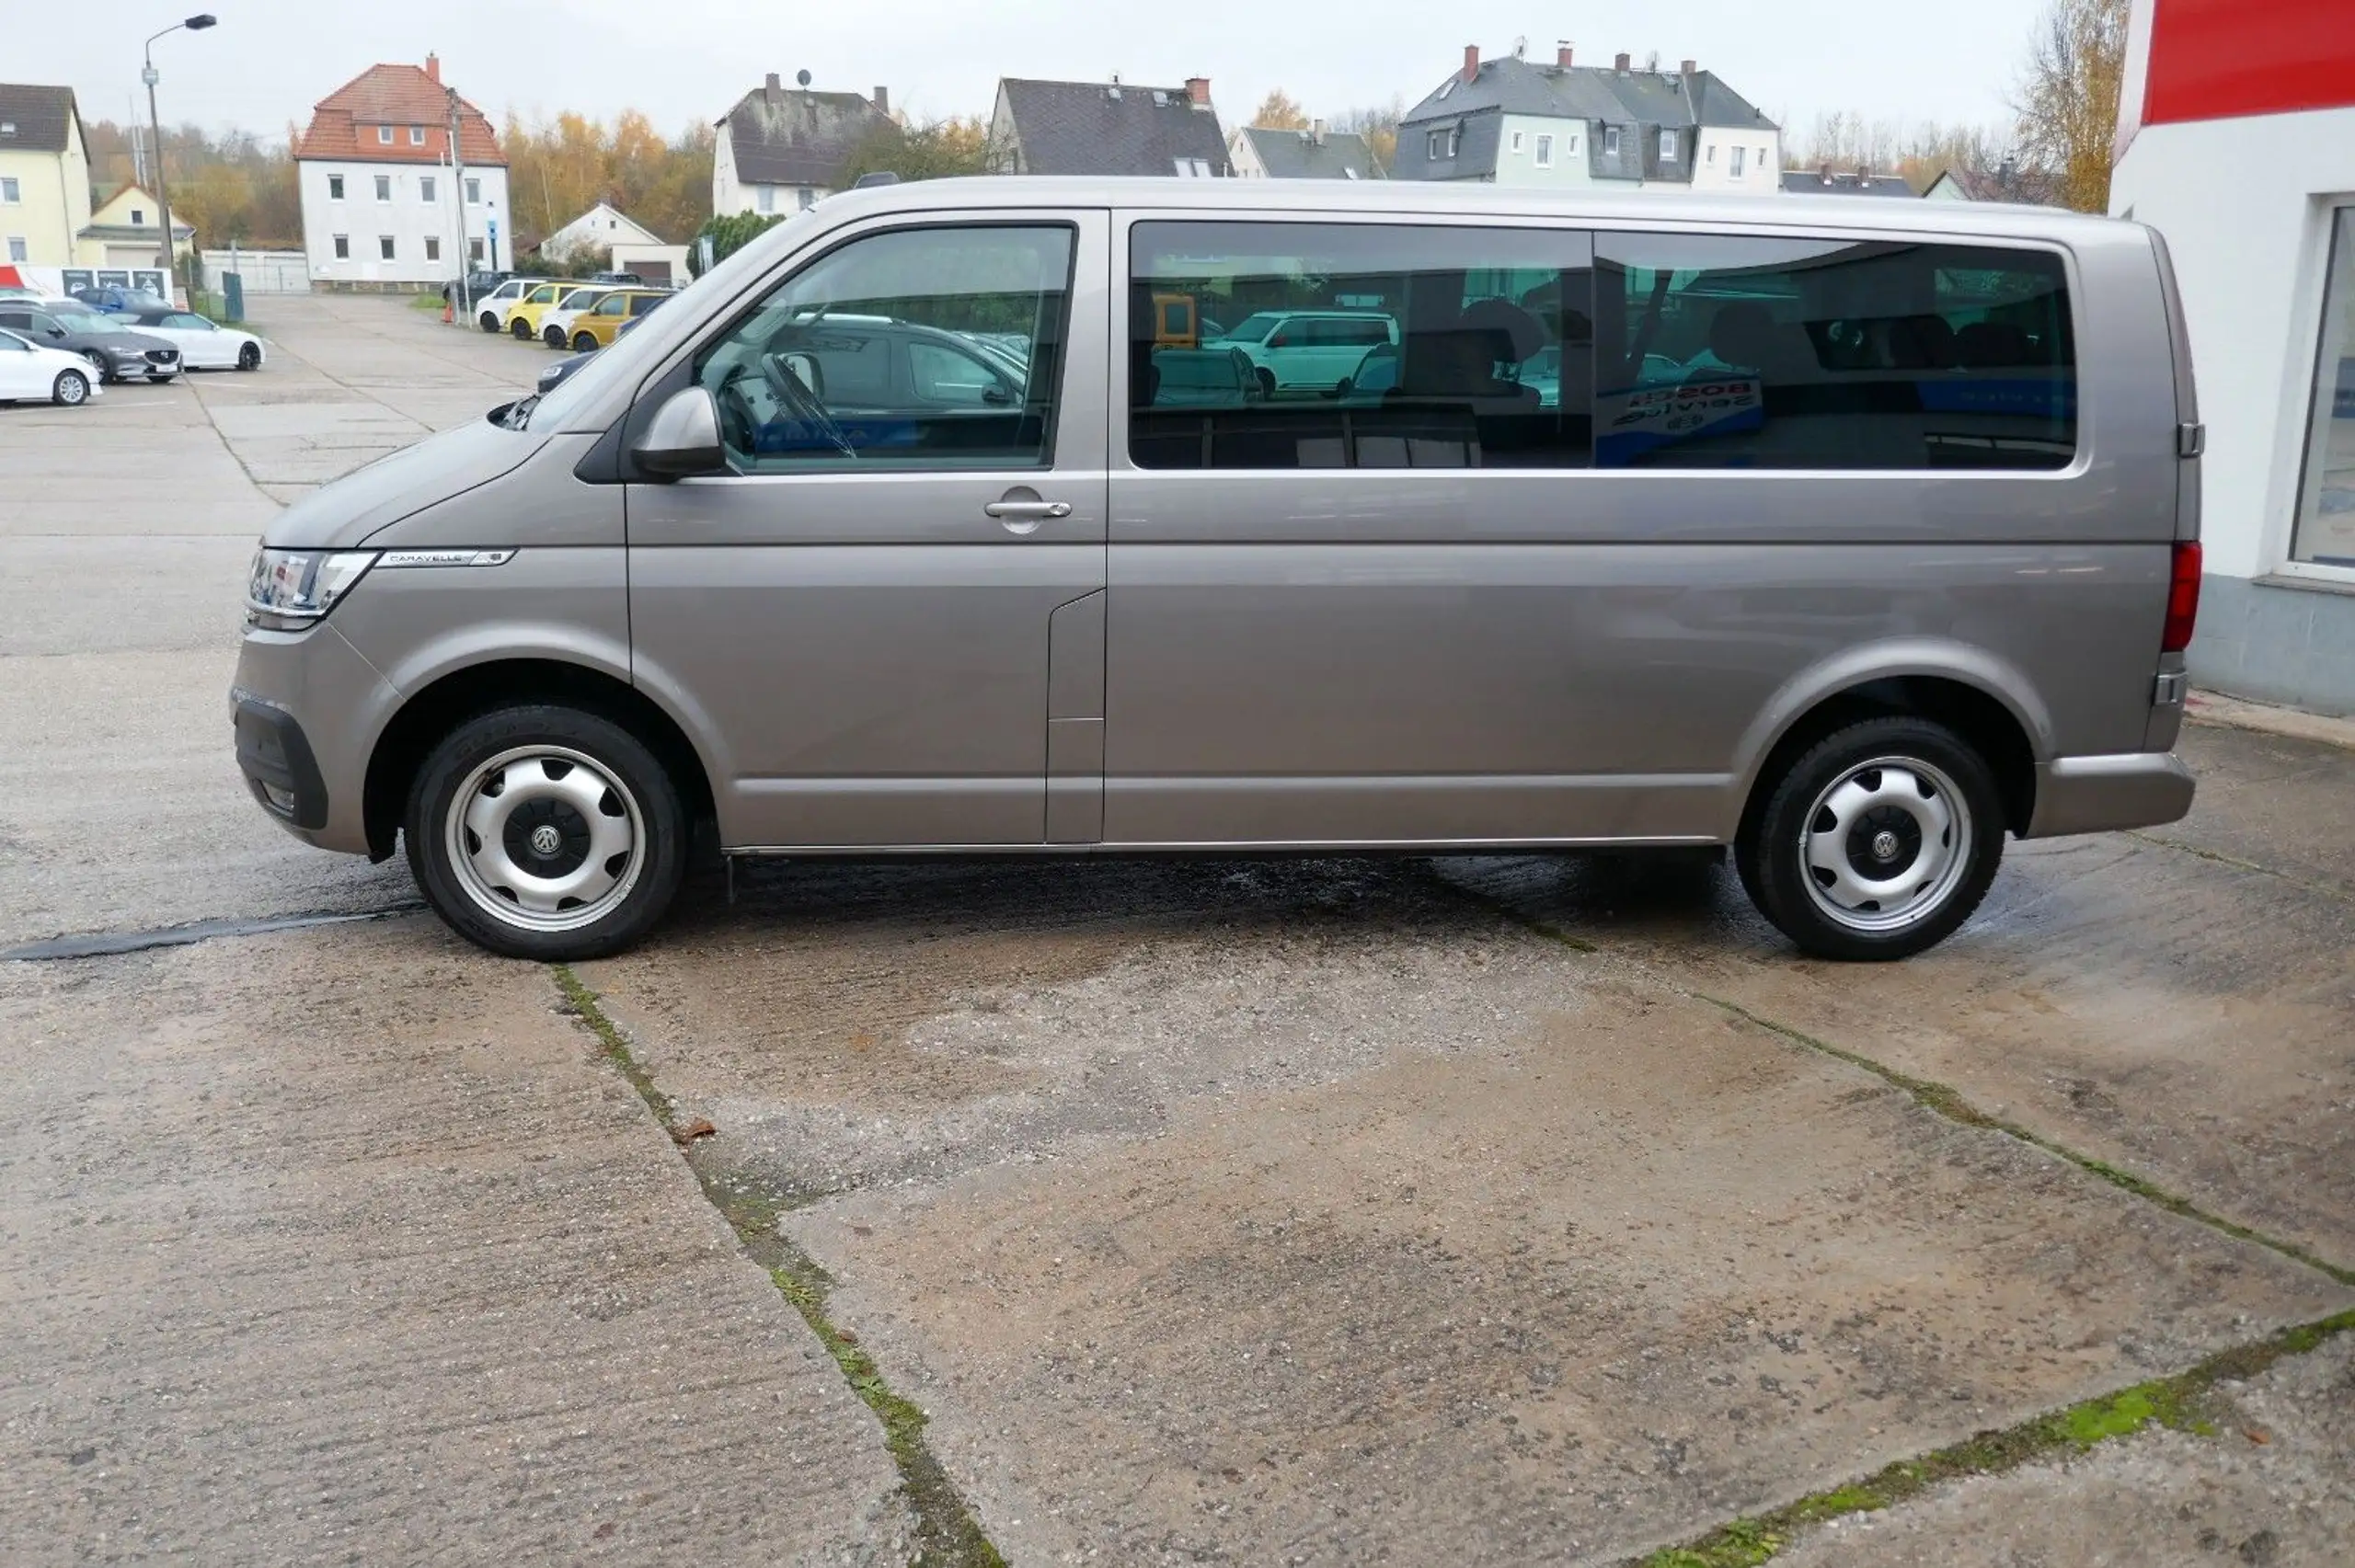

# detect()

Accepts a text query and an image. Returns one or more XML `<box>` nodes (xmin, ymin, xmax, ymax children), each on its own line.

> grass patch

<box><xmin>1636</xmin><ymin>1308</ymin><xmax>2355</xmax><ymax>1566</ymax></box>
<box><xmin>554</xmin><ymin>965</ymin><xmax>1006</xmax><ymax>1567</ymax></box>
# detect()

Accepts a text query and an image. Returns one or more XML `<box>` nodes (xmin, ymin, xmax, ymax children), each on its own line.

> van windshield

<box><xmin>1216</xmin><ymin>313</ymin><xmax>1281</xmax><ymax>344</ymax></box>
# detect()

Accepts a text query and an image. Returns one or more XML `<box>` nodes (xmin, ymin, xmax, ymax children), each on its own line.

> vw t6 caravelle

<box><xmin>232</xmin><ymin>178</ymin><xmax>2202</xmax><ymax>962</ymax></box>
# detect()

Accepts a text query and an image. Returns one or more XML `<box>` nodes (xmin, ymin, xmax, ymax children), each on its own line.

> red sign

<box><xmin>2142</xmin><ymin>0</ymin><xmax>2355</xmax><ymax>125</ymax></box>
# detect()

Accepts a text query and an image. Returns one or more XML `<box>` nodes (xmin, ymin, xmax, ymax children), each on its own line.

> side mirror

<box><xmin>47</xmin><ymin>326</ymin><xmax>65</xmax><ymax>339</ymax></box>
<box><xmin>633</xmin><ymin>385</ymin><xmax>725</xmax><ymax>479</ymax></box>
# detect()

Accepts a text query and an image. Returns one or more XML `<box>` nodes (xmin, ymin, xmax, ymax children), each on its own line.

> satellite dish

<box><xmin>796</xmin><ymin>69</ymin><xmax>811</xmax><ymax>87</ymax></box>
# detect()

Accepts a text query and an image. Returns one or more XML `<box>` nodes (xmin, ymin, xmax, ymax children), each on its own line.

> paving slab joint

<box><xmin>551</xmin><ymin>965</ymin><xmax>1008</xmax><ymax>1568</ymax></box>
<box><xmin>1623</xmin><ymin>1307</ymin><xmax>2355</xmax><ymax>1567</ymax></box>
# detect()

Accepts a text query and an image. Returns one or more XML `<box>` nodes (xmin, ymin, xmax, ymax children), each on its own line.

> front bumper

<box><xmin>232</xmin><ymin>696</ymin><xmax>329</xmax><ymax>829</ymax></box>
<box><xmin>229</xmin><ymin>622</ymin><xmax>398</xmax><ymax>856</ymax></box>
<box><xmin>2025</xmin><ymin>752</ymin><xmax>2197</xmax><ymax>838</ymax></box>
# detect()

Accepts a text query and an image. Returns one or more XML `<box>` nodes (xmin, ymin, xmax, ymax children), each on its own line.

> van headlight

<box><xmin>246</xmin><ymin>547</ymin><xmax>378</xmax><ymax>631</ymax></box>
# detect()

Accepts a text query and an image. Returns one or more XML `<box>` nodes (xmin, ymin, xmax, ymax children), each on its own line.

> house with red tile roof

<box><xmin>293</xmin><ymin>54</ymin><xmax>508</xmax><ymax>290</ymax></box>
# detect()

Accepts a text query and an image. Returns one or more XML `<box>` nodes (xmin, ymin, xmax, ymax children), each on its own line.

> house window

<box><xmin>333</xmin><ymin>235</ymin><xmax>350</xmax><ymax>258</ymax></box>
<box><xmin>420</xmin><ymin>176</ymin><xmax>436</xmax><ymax>203</ymax></box>
<box><xmin>0</xmin><ymin>177</ymin><xmax>17</xmax><ymax>203</ymax></box>
<box><xmin>1757</xmin><ymin>146</ymin><xmax>1767</xmax><ymax>166</ymax></box>
<box><xmin>1568</xmin><ymin>135</ymin><xmax>1579</xmax><ymax>155</ymax></box>
<box><xmin>425</xmin><ymin>235</ymin><xmax>441</xmax><ymax>261</ymax></box>
<box><xmin>328</xmin><ymin>174</ymin><xmax>345</xmax><ymax>200</ymax></box>
<box><xmin>1510</xmin><ymin>131</ymin><xmax>1523</xmax><ymax>154</ymax></box>
<box><xmin>377</xmin><ymin>125</ymin><xmax>393</xmax><ymax>144</ymax></box>
<box><xmin>1172</xmin><ymin>157</ymin><xmax>1213</xmax><ymax>177</ymax></box>
<box><xmin>379</xmin><ymin>235</ymin><xmax>396</xmax><ymax>260</ymax></box>
<box><xmin>1426</xmin><ymin>126</ymin><xmax>1460</xmax><ymax>160</ymax></box>
<box><xmin>2291</xmin><ymin>206</ymin><xmax>2355</xmax><ymax>569</ymax></box>
<box><xmin>469</xmin><ymin>236</ymin><xmax>485</xmax><ymax>262</ymax></box>
<box><xmin>1660</xmin><ymin>129</ymin><xmax>1677</xmax><ymax>160</ymax></box>
<box><xmin>465</xmin><ymin>177</ymin><xmax>480</xmax><ymax>205</ymax></box>
<box><xmin>1706</xmin><ymin>144</ymin><xmax>1716</xmax><ymax>165</ymax></box>
<box><xmin>408</xmin><ymin>125</ymin><xmax>425</xmax><ymax>146</ymax></box>
<box><xmin>130</xmin><ymin>208</ymin><xmax>144</xmax><ymax>225</ymax></box>
<box><xmin>1729</xmin><ymin>145</ymin><xmax>1746</xmax><ymax>177</ymax></box>
<box><xmin>374</xmin><ymin>175</ymin><xmax>392</xmax><ymax>202</ymax></box>
<box><xmin>1603</xmin><ymin>126</ymin><xmax>1621</xmax><ymax>156</ymax></box>
<box><xmin>6</xmin><ymin>237</ymin><xmax>26</xmax><ymax>264</ymax></box>
<box><xmin>757</xmin><ymin>185</ymin><xmax>775</xmax><ymax>212</ymax></box>
<box><xmin>1534</xmin><ymin>133</ymin><xmax>1554</xmax><ymax>167</ymax></box>
<box><xmin>797</xmin><ymin>187</ymin><xmax>815</xmax><ymax>209</ymax></box>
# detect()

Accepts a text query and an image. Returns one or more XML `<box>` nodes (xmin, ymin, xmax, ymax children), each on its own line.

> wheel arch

<box><xmin>362</xmin><ymin>657</ymin><xmax>718</xmax><ymax>862</ymax></box>
<box><xmin>1734</xmin><ymin>644</ymin><xmax>2049</xmax><ymax>841</ymax></box>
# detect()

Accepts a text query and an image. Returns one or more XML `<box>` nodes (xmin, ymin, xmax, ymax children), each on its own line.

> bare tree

<box><xmin>1331</xmin><ymin>97</ymin><xmax>1405</xmax><ymax>173</ymax></box>
<box><xmin>1250</xmin><ymin>90</ymin><xmax>1310</xmax><ymax>131</ymax></box>
<box><xmin>2011</xmin><ymin>0</ymin><xmax>2131</xmax><ymax>212</ymax></box>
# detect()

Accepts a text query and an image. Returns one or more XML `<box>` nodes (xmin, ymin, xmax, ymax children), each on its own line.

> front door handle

<box><xmin>982</xmin><ymin>499</ymin><xmax>1072</xmax><ymax>521</ymax></box>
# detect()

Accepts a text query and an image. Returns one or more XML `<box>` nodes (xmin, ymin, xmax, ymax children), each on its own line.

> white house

<box><xmin>78</xmin><ymin>182</ymin><xmax>191</xmax><ymax>271</ymax></box>
<box><xmin>2111</xmin><ymin>0</ymin><xmax>2355</xmax><ymax>715</ymax></box>
<box><xmin>536</xmin><ymin>200</ymin><xmax>689</xmax><ymax>285</ymax></box>
<box><xmin>713</xmin><ymin>74</ymin><xmax>892</xmax><ymax>217</ymax></box>
<box><xmin>293</xmin><ymin>54</ymin><xmax>509</xmax><ymax>290</ymax></box>
<box><xmin>1396</xmin><ymin>44</ymin><xmax>1779</xmax><ymax>193</ymax></box>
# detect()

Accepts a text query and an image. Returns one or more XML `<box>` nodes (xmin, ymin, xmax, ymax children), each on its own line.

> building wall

<box><xmin>1488</xmin><ymin>115</ymin><xmax>1594</xmax><ymax>189</ymax></box>
<box><xmin>1690</xmin><ymin>129</ymin><xmax>1781</xmax><ymax>193</ymax></box>
<box><xmin>298</xmin><ymin>159</ymin><xmax>509</xmax><ymax>286</ymax></box>
<box><xmin>710</xmin><ymin>128</ymin><xmax>828</xmax><ymax>214</ymax></box>
<box><xmin>2112</xmin><ymin>104</ymin><xmax>2355</xmax><ymax>714</ymax></box>
<box><xmin>0</xmin><ymin>132</ymin><xmax>90</xmax><ymax>268</ymax></box>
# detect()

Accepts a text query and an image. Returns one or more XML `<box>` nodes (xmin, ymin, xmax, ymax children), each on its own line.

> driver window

<box><xmin>696</xmin><ymin>223</ymin><xmax>1073</xmax><ymax>471</ymax></box>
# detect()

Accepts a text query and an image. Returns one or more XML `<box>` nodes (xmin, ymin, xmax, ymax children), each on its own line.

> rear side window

<box><xmin>1592</xmin><ymin>233</ymin><xmax>2075</xmax><ymax>470</ymax></box>
<box><xmin>1131</xmin><ymin>220</ymin><xmax>1594</xmax><ymax>470</ymax></box>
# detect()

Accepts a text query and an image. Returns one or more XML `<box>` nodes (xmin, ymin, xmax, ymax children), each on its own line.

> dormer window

<box><xmin>377</xmin><ymin>125</ymin><xmax>393</xmax><ymax>144</ymax></box>
<box><xmin>409</xmin><ymin>125</ymin><xmax>425</xmax><ymax>145</ymax></box>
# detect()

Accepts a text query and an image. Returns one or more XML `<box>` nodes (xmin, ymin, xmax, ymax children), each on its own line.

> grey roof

<box><xmin>1779</xmin><ymin>170</ymin><xmax>1919</xmax><ymax>198</ymax></box>
<box><xmin>994</xmin><ymin>78</ymin><xmax>1230</xmax><ymax>177</ymax></box>
<box><xmin>1925</xmin><ymin>164</ymin><xmax>2062</xmax><ymax>206</ymax></box>
<box><xmin>1400</xmin><ymin>54</ymin><xmax>1775</xmax><ymax>133</ymax></box>
<box><xmin>1237</xmin><ymin>125</ymin><xmax>1384</xmax><ymax>180</ymax></box>
<box><xmin>0</xmin><ymin>83</ymin><xmax>85</xmax><ymax>157</ymax></box>
<box><xmin>719</xmin><ymin>83</ymin><xmax>890</xmax><ymax>189</ymax></box>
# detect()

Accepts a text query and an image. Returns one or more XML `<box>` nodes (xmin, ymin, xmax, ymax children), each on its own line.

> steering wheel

<box><xmin>714</xmin><ymin>366</ymin><xmax>758</xmax><ymax>453</ymax></box>
<box><xmin>760</xmin><ymin>354</ymin><xmax>856</xmax><ymax>458</ymax></box>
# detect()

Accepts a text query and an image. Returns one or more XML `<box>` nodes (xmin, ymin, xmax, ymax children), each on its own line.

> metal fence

<box><xmin>197</xmin><ymin>249</ymin><xmax>311</xmax><ymax>294</ymax></box>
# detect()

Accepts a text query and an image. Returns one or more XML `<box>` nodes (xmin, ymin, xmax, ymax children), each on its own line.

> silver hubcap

<box><xmin>59</xmin><ymin>375</ymin><xmax>84</xmax><ymax>404</ymax></box>
<box><xmin>1798</xmin><ymin>755</ymin><xmax>1972</xmax><ymax>933</ymax></box>
<box><xmin>444</xmin><ymin>745</ymin><xmax>644</xmax><ymax>933</ymax></box>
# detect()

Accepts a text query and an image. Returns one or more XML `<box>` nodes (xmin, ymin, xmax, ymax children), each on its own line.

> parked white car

<box><xmin>473</xmin><ymin>278</ymin><xmax>547</xmax><ymax>334</ymax></box>
<box><xmin>537</xmin><ymin>286</ymin><xmax>618</xmax><ymax>349</ymax></box>
<box><xmin>1209</xmin><ymin>310</ymin><xmax>1398</xmax><ymax>397</ymax></box>
<box><xmin>121</xmin><ymin>310</ymin><xmax>267</xmax><ymax>371</ymax></box>
<box><xmin>0</xmin><ymin>326</ymin><xmax>104</xmax><ymax>406</ymax></box>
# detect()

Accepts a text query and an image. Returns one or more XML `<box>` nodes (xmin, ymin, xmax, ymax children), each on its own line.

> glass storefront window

<box><xmin>2291</xmin><ymin>207</ymin><xmax>2355</xmax><ymax>568</ymax></box>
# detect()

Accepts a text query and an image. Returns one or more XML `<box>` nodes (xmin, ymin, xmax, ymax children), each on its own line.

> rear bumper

<box><xmin>2024</xmin><ymin>752</ymin><xmax>2196</xmax><ymax>838</ymax></box>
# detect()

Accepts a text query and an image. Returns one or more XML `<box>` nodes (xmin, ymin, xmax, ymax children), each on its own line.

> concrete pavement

<box><xmin>3</xmin><ymin>294</ymin><xmax>2352</xmax><ymax>1566</ymax></box>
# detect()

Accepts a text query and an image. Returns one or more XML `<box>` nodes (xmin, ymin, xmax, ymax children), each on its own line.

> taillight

<box><xmin>2161</xmin><ymin>540</ymin><xmax>2201</xmax><ymax>653</ymax></box>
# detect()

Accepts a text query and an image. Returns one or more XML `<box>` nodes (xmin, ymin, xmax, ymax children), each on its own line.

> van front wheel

<box><xmin>1740</xmin><ymin>716</ymin><xmax>2004</xmax><ymax>961</ymax></box>
<box><xmin>405</xmin><ymin>705</ymin><xmax>686</xmax><ymax>960</ymax></box>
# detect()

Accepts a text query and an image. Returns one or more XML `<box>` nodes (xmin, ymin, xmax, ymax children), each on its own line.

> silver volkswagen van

<box><xmin>232</xmin><ymin>178</ymin><xmax>2201</xmax><ymax>962</ymax></box>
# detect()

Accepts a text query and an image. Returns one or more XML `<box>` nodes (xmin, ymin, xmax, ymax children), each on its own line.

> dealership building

<box><xmin>2111</xmin><ymin>0</ymin><xmax>2355</xmax><ymax>714</ymax></box>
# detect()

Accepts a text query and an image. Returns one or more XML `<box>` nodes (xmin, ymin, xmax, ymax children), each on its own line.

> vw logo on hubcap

<box><xmin>1870</xmin><ymin>829</ymin><xmax>1902</xmax><ymax>864</ymax></box>
<box><xmin>529</xmin><ymin>824</ymin><xmax>564</xmax><ymax>857</ymax></box>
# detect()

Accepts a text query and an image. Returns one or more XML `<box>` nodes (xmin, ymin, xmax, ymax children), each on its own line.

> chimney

<box><xmin>1614</xmin><ymin>52</ymin><xmax>1632</xmax><ymax>73</ymax></box>
<box><xmin>1680</xmin><ymin>58</ymin><xmax>1696</xmax><ymax>76</ymax></box>
<box><xmin>424</xmin><ymin>52</ymin><xmax>440</xmax><ymax>85</ymax></box>
<box><xmin>764</xmin><ymin>72</ymin><xmax>782</xmax><ymax>104</ymax></box>
<box><xmin>1310</xmin><ymin>118</ymin><xmax>1326</xmax><ymax>145</ymax></box>
<box><xmin>872</xmin><ymin>86</ymin><xmax>889</xmax><ymax>117</ymax></box>
<box><xmin>1556</xmin><ymin>42</ymin><xmax>1574</xmax><ymax>69</ymax></box>
<box><xmin>1186</xmin><ymin>76</ymin><xmax>1212</xmax><ymax>107</ymax></box>
<box><xmin>1462</xmin><ymin>44</ymin><xmax>1480</xmax><ymax>85</ymax></box>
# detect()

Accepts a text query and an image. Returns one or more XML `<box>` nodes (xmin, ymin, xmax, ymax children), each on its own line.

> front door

<box><xmin>627</xmin><ymin>212</ymin><xmax>1109</xmax><ymax>848</ymax></box>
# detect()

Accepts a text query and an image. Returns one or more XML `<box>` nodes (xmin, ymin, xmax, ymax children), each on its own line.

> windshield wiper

<box><xmin>500</xmin><ymin>394</ymin><xmax>540</xmax><ymax>430</ymax></box>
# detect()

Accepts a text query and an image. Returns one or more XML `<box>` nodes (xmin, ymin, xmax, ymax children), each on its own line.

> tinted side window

<box><xmin>1593</xmin><ymin>233</ymin><xmax>2075</xmax><ymax>471</ymax></box>
<box><xmin>697</xmin><ymin>224</ymin><xmax>1073</xmax><ymax>472</ymax></box>
<box><xmin>1131</xmin><ymin>221</ymin><xmax>1593</xmax><ymax>470</ymax></box>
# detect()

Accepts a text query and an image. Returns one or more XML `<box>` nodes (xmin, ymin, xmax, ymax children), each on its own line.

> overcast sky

<box><xmin>31</xmin><ymin>0</ymin><xmax>2045</xmax><ymax>143</ymax></box>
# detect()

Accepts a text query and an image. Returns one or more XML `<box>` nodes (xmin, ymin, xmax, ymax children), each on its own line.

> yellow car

<box><xmin>562</xmin><ymin>288</ymin><xmax>670</xmax><ymax>353</ymax></box>
<box><xmin>504</xmin><ymin>281</ymin><xmax>580</xmax><ymax>342</ymax></box>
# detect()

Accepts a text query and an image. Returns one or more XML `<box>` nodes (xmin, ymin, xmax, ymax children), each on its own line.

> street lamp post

<box><xmin>143</xmin><ymin>13</ymin><xmax>216</xmax><ymax>306</ymax></box>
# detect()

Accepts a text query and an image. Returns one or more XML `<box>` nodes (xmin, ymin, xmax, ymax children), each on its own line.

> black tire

<box><xmin>479</xmin><ymin>311</ymin><xmax>500</xmax><ymax>333</ymax></box>
<box><xmin>236</xmin><ymin>342</ymin><xmax>260</xmax><ymax>371</ymax></box>
<box><xmin>573</xmin><ymin>331</ymin><xmax>598</xmax><ymax>354</ymax></box>
<box><xmin>1740</xmin><ymin>716</ymin><xmax>2005</xmax><ymax>961</ymax></box>
<box><xmin>52</xmin><ymin>370</ymin><xmax>89</xmax><ymax>406</ymax></box>
<box><xmin>511</xmin><ymin>318</ymin><xmax>534</xmax><ymax>340</ymax></box>
<box><xmin>405</xmin><ymin>705</ymin><xmax>687</xmax><ymax>960</ymax></box>
<box><xmin>543</xmin><ymin>326</ymin><xmax>565</xmax><ymax>349</ymax></box>
<box><xmin>84</xmin><ymin>349</ymin><xmax>113</xmax><ymax>383</ymax></box>
<box><xmin>1256</xmin><ymin>366</ymin><xmax>1277</xmax><ymax>399</ymax></box>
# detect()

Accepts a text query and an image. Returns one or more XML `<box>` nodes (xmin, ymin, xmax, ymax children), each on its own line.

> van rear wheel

<box><xmin>1740</xmin><ymin>716</ymin><xmax>2004</xmax><ymax>961</ymax></box>
<box><xmin>405</xmin><ymin>705</ymin><xmax>686</xmax><ymax>960</ymax></box>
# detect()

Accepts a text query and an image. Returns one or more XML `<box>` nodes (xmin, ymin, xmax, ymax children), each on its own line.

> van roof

<box><xmin>816</xmin><ymin>175</ymin><xmax>2131</xmax><ymax>246</ymax></box>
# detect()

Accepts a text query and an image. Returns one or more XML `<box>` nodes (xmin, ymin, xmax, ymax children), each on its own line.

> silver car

<box><xmin>232</xmin><ymin>178</ymin><xmax>2201</xmax><ymax>962</ymax></box>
